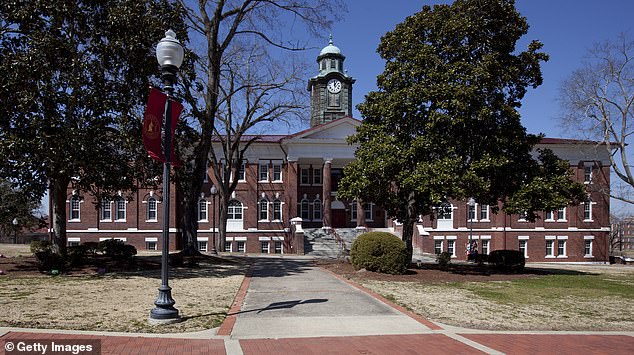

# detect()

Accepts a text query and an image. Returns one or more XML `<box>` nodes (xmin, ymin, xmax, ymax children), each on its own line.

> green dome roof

<box><xmin>319</xmin><ymin>35</ymin><xmax>341</xmax><ymax>56</ymax></box>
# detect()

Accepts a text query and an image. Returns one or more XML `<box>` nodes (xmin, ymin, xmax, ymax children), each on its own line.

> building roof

<box><xmin>538</xmin><ymin>137</ymin><xmax>608</xmax><ymax>145</ymax></box>
<box><xmin>319</xmin><ymin>35</ymin><xmax>341</xmax><ymax>56</ymax></box>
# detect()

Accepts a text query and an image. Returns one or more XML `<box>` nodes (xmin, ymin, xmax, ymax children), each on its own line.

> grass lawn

<box><xmin>0</xmin><ymin>245</ymin><xmax>247</xmax><ymax>333</ymax></box>
<box><xmin>356</xmin><ymin>264</ymin><xmax>634</xmax><ymax>331</ymax></box>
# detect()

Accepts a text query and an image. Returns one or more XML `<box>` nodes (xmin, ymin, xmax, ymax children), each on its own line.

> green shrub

<box><xmin>488</xmin><ymin>250</ymin><xmax>525</xmax><ymax>272</ymax></box>
<box><xmin>67</xmin><ymin>245</ymin><xmax>88</xmax><ymax>266</ymax></box>
<box><xmin>30</xmin><ymin>240</ymin><xmax>52</xmax><ymax>255</ymax></box>
<box><xmin>98</xmin><ymin>239</ymin><xmax>137</xmax><ymax>260</ymax></box>
<box><xmin>436</xmin><ymin>252</ymin><xmax>452</xmax><ymax>270</ymax></box>
<box><xmin>82</xmin><ymin>242</ymin><xmax>100</xmax><ymax>255</ymax></box>
<box><xmin>350</xmin><ymin>232</ymin><xmax>408</xmax><ymax>275</ymax></box>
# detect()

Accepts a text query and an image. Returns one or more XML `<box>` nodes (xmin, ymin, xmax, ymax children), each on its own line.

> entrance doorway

<box><xmin>331</xmin><ymin>200</ymin><xmax>346</xmax><ymax>228</ymax></box>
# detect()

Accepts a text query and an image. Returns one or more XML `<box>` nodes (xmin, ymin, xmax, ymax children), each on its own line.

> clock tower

<box><xmin>308</xmin><ymin>35</ymin><xmax>355</xmax><ymax>127</ymax></box>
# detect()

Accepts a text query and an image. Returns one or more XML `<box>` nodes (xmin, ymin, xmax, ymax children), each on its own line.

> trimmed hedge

<box><xmin>98</xmin><ymin>239</ymin><xmax>137</xmax><ymax>260</ymax></box>
<box><xmin>488</xmin><ymin>250</ymin><xmax>525</xmax><ymax>272</ymax></box>
<box><xmin>350</xmin><ymin>232</ymin><xmax>408</xmax><ymax>275</ymax></box>
<box><xmin>436</xmin><ymin>252</ymin><xmax>452</xmax><ymax>270</ymax></box>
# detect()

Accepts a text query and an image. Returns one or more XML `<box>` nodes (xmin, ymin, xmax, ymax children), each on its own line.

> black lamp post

<box><xmin>149</xmin><ymin>29</ymin><xmax>183</xmax><ymax>324</ymax></box>
<box><xmin>210</xmin><ymin>185</ymin><xmax>218</xmax><ymax>254</ymax></box>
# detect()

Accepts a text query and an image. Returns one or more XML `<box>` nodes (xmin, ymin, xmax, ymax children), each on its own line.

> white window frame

<box><xmin>364</xmin><ymin>203</ymin><xmax>374</xmax><ymax>222</ymax></box>
<box><xmin>481</xmin><ymin>239</ymin><xmax>490</xmax><ymax>255</ymax></box>
<box><xmin>238</xmin><ymin>161</ymin><xmax>246</xmax><ymax>182</ymax></box>
<box><xmin>237</xmin><ymin>241</ymin><xmax>246</xmax><ymax>253</ymax></box>
<box><xmin>479</xmin><ymin>204</ymin><xmax>489</xmax><ymax>221</ymax></box>
<box><xmin>545</xmin><ymin>238</ymin><xmax>555</xmax><ymax>258</ymax></box>
<box><xmin>259</xmin><ymin>161</ymin><xmax>269</xmax><ymax>182</ymax></box>
<box><xmin>227</xmin><ymin>200</ymin><xmax>243</xmax><ymax>220</ymax></box>
<box><xmin>351</xmin><ymin>202</ymin><xmax>358</xmax><ymax>222</ymax></box>
<box><xmin>261</xmin><ymin>241</ymin><xmax>270</xmax><ymax>254</ymax></box>
<box><xmin>259</xmin><ymin>198</ymin><xmax>269</xmax><ymax>222</ymax></box>
<box><xmin>147</xmin><ymin>197</ymin><xmax>158</xmax><ymax>222</ymax></box>
<box><xmin>300</xmin><ymin>199</ymin><xmax>310</xmax><ymax>220</ymax></box>
<box><xmin>584</xmin><ymin>236</ymin><xmax>594</xmax><ymax>257</ymax></box>
<box><xmin>519</xmin><ymin>240</ymin><xmax>527</xmax><ymax>258</ymax></box>
<box><xmin>437</xmin><ymin>203</ymin><xmax>453</xmax><ymax>220</ymax></box>
<box><xmin>69</xmin><ymin>196</ymin><xmax>81</xmax><ymax>221</ymax></box>
<box><xmin>584</xmin><ymin>201</ymin><xmax>594</xmax><ymax>222</ymax></box>
<box><xmin>447</xmin><ymin>239</ymin><xmax>456</xmax><ymax>257</ymax></box>
<box><xmin>557</xmin><ymin>237</ymin><xmax>567</xmax><ymax>258</ymax></box>
<box><xmin>300</xmin><ymin>167</ymin><xmax>310</xmax><ymax>185</ymax></box>
<box><xmin>272</xmin><ymin>199</ymin><xmax>282</xmax><ymax>221</ymax></box>
<box><xmin>100</xmin><ymin>198</ymin><xmax>112</xmax><ymax>222</ymax></box>
<box><xmin>434</xmin><ymin>239</ymin><xmax>443</xmax><ymax>255</ymax></box>
<box><xmin>313</xmin><ymin>199</ymin><xmax>322</xmax><ymax>221</ymax></box>
<box><xmin>584</xmin><ymin>164</ymin><xmax>593</xmax><ymax>184</ymax></box>
<box><xmin>313</xmin><ymin>167</ymin><xmax>322</xmax><ymax>185</ymax></box>
<box><xmin>272</xmin><ymin>161</ymin><xmax>283</xmax><ymax>182</ymax></box>
<box><xmin>274</xmin><ymin>240</ymin><xmax>283</xmax><ymax>254</ymax></box>
<box><xmin>114</xmin><ymin>196</ymin><xmax>126</xmax><ymax>222</ymax></box>
<box><xmin>198</xmin><ymin>198</ymin><xmax>208</xmax><ymax>222</ymax></box>
<box><xmin>468</xmin><ymin>203</ymin><xmax>477</xmax><ymax>222</ymax></box>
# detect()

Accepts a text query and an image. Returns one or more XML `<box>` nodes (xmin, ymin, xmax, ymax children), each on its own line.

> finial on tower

<box><xmin>329</xmin><ymin>34</ymin><xmax>333</xmax><ymax>45</ymax></box>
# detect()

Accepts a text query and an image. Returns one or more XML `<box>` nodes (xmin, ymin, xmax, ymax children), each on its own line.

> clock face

<box><xmin>327</xmin><ymin>79</ymin><xmax>342</xmax><ymax>94</ymax></box>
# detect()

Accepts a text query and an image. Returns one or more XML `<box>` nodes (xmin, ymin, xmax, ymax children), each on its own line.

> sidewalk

<box><xmin>2</xmin><ymin>256</ymin><xmax>634</xmax><ymax>354</ymax></box>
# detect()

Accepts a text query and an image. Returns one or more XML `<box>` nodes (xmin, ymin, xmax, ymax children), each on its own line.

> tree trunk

<box><xmin>50</xmin><ymin>177</ymin><xmax>70</xmax><ymax>256</ymax></box>
<box><xmin>177</xmin><ymin>174</ymin><xmax>203</xmax><ymax>256</ymax></box>
<box><xmin>402</xmin><ymin>217</ymin><xmax>415</xmax><ymax>264</ymax></box>
<box><xmin>218</xmin><ymin>199</ymin><xmax>228</xmax><ymax>252</ymax></box>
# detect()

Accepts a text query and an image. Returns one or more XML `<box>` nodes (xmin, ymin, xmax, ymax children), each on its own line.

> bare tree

<box><xmin>175</xmin><ymin>0</ymin><xmax>344</xmax><ymax>254</ymax></box>
<box><xmin>560</xmin><ymin>34</ymin><xmax>634</xmax><ymax>204</ymax></box>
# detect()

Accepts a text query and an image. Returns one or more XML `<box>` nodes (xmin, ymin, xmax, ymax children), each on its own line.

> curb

<box><xmin>217</xmin><ymin>265</ymin><xmax>253</xmax><ymax>336</ymax></box>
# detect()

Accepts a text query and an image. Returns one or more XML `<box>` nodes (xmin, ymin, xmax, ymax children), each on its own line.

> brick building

<box><xmin>58</xmin><ymin>39</ymin><xmax>611</xmax><ymax>263</ymax></box>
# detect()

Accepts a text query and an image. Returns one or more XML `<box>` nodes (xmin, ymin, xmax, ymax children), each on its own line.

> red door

<box><xmin>331</xmin><ymin>209</ymin><xmax>346</xmax><ymax>228</ymax></box>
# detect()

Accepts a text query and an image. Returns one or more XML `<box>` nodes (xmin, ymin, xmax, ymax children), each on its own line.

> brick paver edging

<box><xmin>216</xmin><ymin>265</ymin><xmax>253</xmax><ymax>336</ymax></box>
<box><xmin>319</xmin><ymin>266</ymin><xmax>443</xmax><ymax>331</ymax></box>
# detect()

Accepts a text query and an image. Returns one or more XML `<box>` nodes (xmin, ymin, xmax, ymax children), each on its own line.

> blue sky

<box><xmin>314</xmin><ymin>0</ymin><xmax>633</xmax><ymax>138</ymax></box>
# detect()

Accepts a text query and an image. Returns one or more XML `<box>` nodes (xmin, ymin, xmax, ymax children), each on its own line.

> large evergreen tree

<box><xmin>0</xmin><ymin>0</ymin><xmax>186</xmax><ymax>254</ymax></box>
<box><xmin>338</xmin><ymin>0</ymin><xmax>586</xmax><ymax>260</ymax></box>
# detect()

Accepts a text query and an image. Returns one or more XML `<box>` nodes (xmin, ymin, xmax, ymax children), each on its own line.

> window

<box><xmin>447</xmin><ymin>240</ymin><xmax>456</xmax><ymax>256</ymax></box>
<box><xmin>259</xmin><ymin>161</ymin><xmax>269</xmax><ymax>181</ymax></box>
<box><xmin>237</xmin><ymin>241</ymin><xmax>245</xmax><ymax>253</ymax></box>
<box><xmin>558</xmin><ymin>240</ymin><xmax>566</xmax><ymax>257</ymax></box>
<box><xmin>330</xmin><ymin>58</ymin><xmax>336</xmax><ymax>69</ymax></box>
<box><xmin>518</xmin><ymin>211</ymin><xmax>528</xmax><ymax>221</ymax></box>
<box><xmin>546</xmin><ymin>240</ymin><xmax>554</xmax><ymax>257</ymax></box>
<box><xmin>434</xmin><ymin>240</ymin><xmax>443</xmax><ymax>255</ymax></box>
<box><xmin>351</xmin><ymin>202</ymin><xmax>358</xmax><ymax>221</ymax></box>
<box><xmin>480</xmin><ymin>205</ymin><xmax>489</xmax><ymax>221</ymax></box>
<box><xmin>364</xmin><ymin>203</ymin><xmax>373</xmax><ymax>221</ymax></box>
<box><xmin>261</xmin><ymin>241</ymin><xmax>270</xmax><ymax>253</ymax></box>
<box><xmin>320</xmin><ymin>60</ymin><xmax>326</xmax><ymax>70</ymax></box>
<box><xmin>300</xmin><ymin>167</ymin><xmax>310</xmax><ymax>185</ymax></box>
<box><xmin>437</xmin><ymin>203</ymin><xmax>452</xmax><ymax>220</ymax></box>
<box><xmin>545</xmin><ymin>210</ymin><xmax>553</xmax><ymax>220</ymax></box>
<box><xmin>272</xmin><ymin>162</ymin><xmax>282</xmax><ymax>182</ymax></box>
<box><xmin>146</xmin><ymin>241</ymin><xmax>157</xmax><ymax>250</ymax></box>
<box><xmin>468</xmin><ymin>204</ymin><xmax>476</xmax><ymax>221</ymax></box>
<box><xmin>584</xmin><ymin>201</ymin><xmax>593</xmax><ymax>221</ymax></box>
<box><xmin>584</xmin><ymin>165</ymin><xmax>592</xmax><ymax>183</ymax></box>
<box><xmin>557</xmin><ymin>207</ymin><xmax>565</xmax><ymax>221</ymax></box>
<box><xmin>481</xmin><ymin>240</ymin><xmax>490</xmax><ymax>255</ymax></box>
<box><xmin>147</xmin><ymin>197</ymin><xmax>157</xmax><ymax>221</ymax></box>
<box><xmin>198</xmin><ymin>241</ymin><xmax>208</xmax><ymax>252</ymax></box>
<box><xmin>225</xmin><ymin>241</ymin><xmax>232</xmax><ymax>252</ymax></box>
<box><xmin>585</xmin><ymin>240</ymin><xmax>593</xmax><ymax>256</ymax></box>
<box><xmin>300</xmin><ymin>199</ymin><xmax>310</xmax><ymax>220</ymax></box>
<box><xmin>259</xmin><ymin>199</ymin><xmax>269</xmax><ymax>221</ymax></box>
<box><xmin>237</xmin><ymin>161</ymin><xmax>246</xmax><ymax>181</ymax></box>
<box><xmin>198</xmin><ymin>199</ymin><xmax>208</xmax><ymax>222</ymax></box>
<box><xmin>68</xmin><ymin>240</ymin><xmax>80</xmax><ymax>247</ymax></box>
<box><xmin>70</xmin><ymin>196</ymin><xmax>81</xmax><ymax>220</ymax></box>
<box><xmin>228</xmin><ymin>200</ymin><xmax>243</xmax><ymax>220</ymax></box>
<box><xmin>313</xmin><ymin>199</ymin><xmax>322</xmax><ymax>220</ymax></box>
<box><xmin>274</xmin><ymin>241</ymin><xmax>283</xmax><ymax>254</ymax></box>
<box><xmin>313</xmin><ymin>168</ymin><xmax>322</xmax><ymax>185</ymax></box>
<box><xmin>115</xmin><ymin>196</ymin><xmax>126</xmax><ymax>221</ymax></box>
<box><xmin>101</xmin><ymin>198</ymin><xmax>111</xmax><ymax>221</ymax></box>
<box><xmin>273</xmin><ymin>200</ymin><xmax>282</xmax><ymax>221</ymax></box>
<box><xmin>519</xmin><ymin>240</ymin><xmax>527</xmax><ymax>257</ymax></box>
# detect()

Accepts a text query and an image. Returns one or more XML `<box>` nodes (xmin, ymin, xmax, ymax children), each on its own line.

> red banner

<box><xmin>143</xmin><ymin>87</ymin><xmax>184</xmax><ymax>167</ymax></box>
<box><xmin>143</xmin><ymin>88</ymin><xmax>167</xmax><ymax>162</ymax></box>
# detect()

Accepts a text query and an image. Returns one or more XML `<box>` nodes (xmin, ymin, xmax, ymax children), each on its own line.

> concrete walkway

<box><xmin>2</xmin><ymin>255</ymin><xmax>634</xmax><ymax>354</ymax></box>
